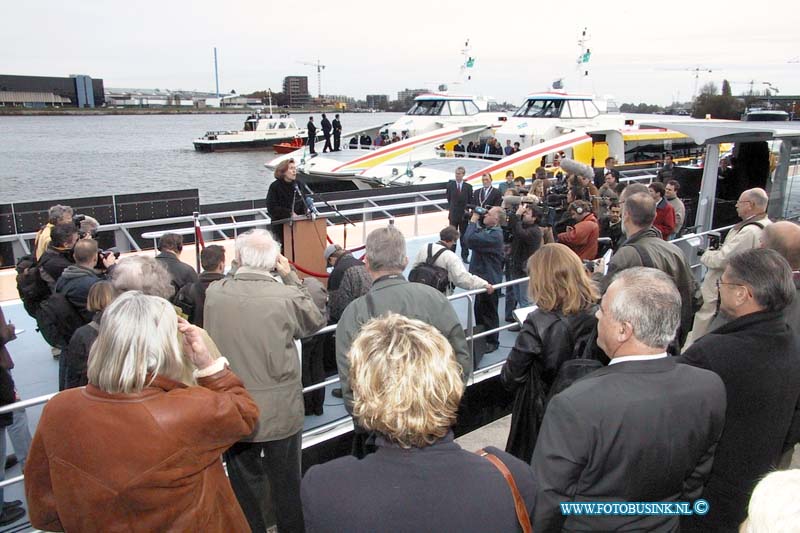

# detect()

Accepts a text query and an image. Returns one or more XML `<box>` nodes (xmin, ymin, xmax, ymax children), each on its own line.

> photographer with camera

<box><xmin>557</xmin><ymin>201</ymin><xmax>599</xmax><ymax>261</ymax></box>
<box><xmin>55</xmin><ymin>238</ymin><xmax>116</xmax><ymax>323</ymax></box>
<box><xmin>465</xmin><ymin>206</ymin><xmax>506</xmax><ymax>353</ymax></box>
<box><xmin>34</xmin><ymin>205</ymin><xmax>73</xmax><ymax>261</ymax></box>
<box><xmin>505</xmin><ymin>198</ymin><xmax>544</xmax><ymax>329</ymax></box>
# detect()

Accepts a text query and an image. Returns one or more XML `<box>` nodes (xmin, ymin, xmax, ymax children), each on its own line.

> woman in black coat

<box><xmin>500</xmin><ymin>243</ymin><xmax>605</xmax><ymax>462</ymax></box>
<box><xmin>302</xmin><ymin>314</ymin><xmax>536</xmax><ymax>532</ymax></box>
<box><xmin>266</xmin><ymin>158</ymin><xmax>308</xmax><ymax>249</ymax></box>
<box><xmin>61</xmin><ymin>281</ymin><xmax>118</xmax><ymax>390</ymax></box>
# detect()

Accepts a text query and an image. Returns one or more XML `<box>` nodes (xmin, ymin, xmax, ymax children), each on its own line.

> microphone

<box><xmin>295</xmin><ymin>181</ymin><xmax>318</xmax><ymax>220</ymax></box>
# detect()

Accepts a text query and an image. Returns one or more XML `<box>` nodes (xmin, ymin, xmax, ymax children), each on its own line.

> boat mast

<box><xmin>268</xmin><ymin>88</ymin><xmax>274</xmax><ymax>116</ymax></box>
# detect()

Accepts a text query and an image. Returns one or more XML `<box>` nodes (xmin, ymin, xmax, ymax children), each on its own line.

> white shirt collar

<box><xmin>609</xmin><ymin>353</ymin><xmax>668</xmax><ymax>365</ymax></box>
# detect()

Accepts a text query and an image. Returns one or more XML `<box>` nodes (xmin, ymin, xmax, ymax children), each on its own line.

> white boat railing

<box><xmin>0</xmin><ymin>276</ymin><xmax>529</xmax><ymax>489</ymax></box>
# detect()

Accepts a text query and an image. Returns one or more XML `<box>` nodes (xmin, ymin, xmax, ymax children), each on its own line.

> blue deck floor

<box><xmin>0</xmin><ymin>231</ymin><xmax>521</xmax><ymax>530</ymax></box>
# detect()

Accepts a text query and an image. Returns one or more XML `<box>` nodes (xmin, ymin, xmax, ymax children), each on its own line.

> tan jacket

<box><xmin>25</xmin><ymin>369</ymin><xmax>259</xmax><ymax>533</ymax></box>
<box><xmin>34</xmin><ymin>223</ymin><xmax>53</xmax><ymax>261</ymax></box>
<box><xmin>700</xmin><ymin>215</ymin><xmax>772</xmax><ymax>300</ymax></box>
<box><xmin>204</xmin><ymin>268</ymin><xmax>326</xmax><ymax>441</ymax></box>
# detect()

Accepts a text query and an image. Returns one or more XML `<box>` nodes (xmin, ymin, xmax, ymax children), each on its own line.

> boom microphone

<box><xmin>559</xmin><ymin>158</ymin><xmax>595</xmax><ymax>181</ymax></box>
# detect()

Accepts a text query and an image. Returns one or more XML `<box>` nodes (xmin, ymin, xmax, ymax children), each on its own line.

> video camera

<box><xmin>467</xmin><ymin>205</ymin><xmax>488</xmax><ymax>216</ymax></box>
<box><xmin>94</xmin><ymin>247</ymin><xmax>120</xmax><ymax>270</ymax></box>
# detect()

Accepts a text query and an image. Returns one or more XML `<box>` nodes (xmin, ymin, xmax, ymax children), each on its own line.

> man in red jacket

<box><xmin>648</xmin><ymin>182</ymin><xmax>676</xmax><ymax>240</ymax></box>
<box><xmin>557</xmin><ymin>200</ymin><xmax>599</xmax><ymax>260</ymax></box>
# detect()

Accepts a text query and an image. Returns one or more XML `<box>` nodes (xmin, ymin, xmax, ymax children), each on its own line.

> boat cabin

<box><xmin>243</xmin><ymin>115</ymin><xmax>298</xmax><ymax>132</ymax></box>
<box><xmin>513</xmin><ymin>92</ymin><xmax>601</xmax><ymax>119</ymax></box>
<box><xmin>406</xmin><ymin>94</ymin><xmax>484</xmax><ymax>116</ymax></box>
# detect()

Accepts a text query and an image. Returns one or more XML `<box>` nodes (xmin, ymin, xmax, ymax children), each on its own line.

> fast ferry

<box><xmin>265</xmin><ymin>93</ymin><xmax>507</xmax><ymax>185</ymax></box>
<box><xmin>193</xmin><ymin>113</ymin><xmax>310</xmax><ymax>152</ymax></box>
<box><xmin>357</xmin><ymin>126</ymin><xmax>706</xmax><ymax>188</ymax></box>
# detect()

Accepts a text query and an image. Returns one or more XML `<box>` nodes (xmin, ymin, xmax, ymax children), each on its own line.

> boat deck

<box><xmin>0</xmin><ymin>228</ymin><xmax>520</xmax><ymax>531</ymax></box>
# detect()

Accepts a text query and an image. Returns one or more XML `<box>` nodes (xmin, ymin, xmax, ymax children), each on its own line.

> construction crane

<box><xmin>298</xmin><ymin>60</ymin><xmax>326</xmax><ymax>98</ymax></box>
<box><xmin>686</xmin><ymin>67</ymin><xmax>713</xmax><ymax>99</ymax></box>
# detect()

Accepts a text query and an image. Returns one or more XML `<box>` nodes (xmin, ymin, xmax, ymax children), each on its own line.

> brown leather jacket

<box><xmin>25</xmin><ymin>369</ymin><xmax>259</xmax><ymax>532</ymax></box>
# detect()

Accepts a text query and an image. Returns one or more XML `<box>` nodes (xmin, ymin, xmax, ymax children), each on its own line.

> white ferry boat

<box><xmin>265</xmin><ymin>93</ymin><xmax>507</xmax><ymax>184</ymax></box>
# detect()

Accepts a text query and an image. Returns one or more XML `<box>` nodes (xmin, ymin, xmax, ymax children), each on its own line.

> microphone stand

<box><xmin>299</xmin><ymin>179</ymin><xmax>356</xmax><ymax>228</ymax></box>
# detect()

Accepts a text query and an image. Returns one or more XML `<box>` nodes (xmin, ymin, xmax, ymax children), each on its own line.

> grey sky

<box><xmin>3</xmin><ymin>0</ymin><xmax>797</xmax><ymax>106</ymax></box>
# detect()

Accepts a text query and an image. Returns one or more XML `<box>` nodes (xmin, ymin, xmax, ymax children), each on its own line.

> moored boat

<box><xmin>194</xmin><ymin>113</ymin><xmax>310</xmax><ymax>152</ymax></box>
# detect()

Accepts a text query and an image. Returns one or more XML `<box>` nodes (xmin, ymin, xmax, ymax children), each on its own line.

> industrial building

<box><xmin>283</xmin><ymin>76</ymin><xmax>311</xmax><ymax>107</ymax></box>
<box><xmin>0</xmin><ymin>74</ymin><xmax>104</xmax><ymax>107</ymax></box>
<box><xmin>366</xmin><ymin>94</ymin><xmax>389</xmax><ymax>110</ymax></box>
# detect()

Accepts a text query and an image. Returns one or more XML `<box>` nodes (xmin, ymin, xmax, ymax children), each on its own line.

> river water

<box><xmin>0</xmin><ymin>112</ymin><xmax>403</xmax><ymax>204</ymax></box>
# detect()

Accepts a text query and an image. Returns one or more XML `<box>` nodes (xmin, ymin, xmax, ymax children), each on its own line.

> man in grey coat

<box><xmin>205</xmin><ymin>229</ymin><xmax>326</xmax><ymax>533</ymax></box>
<box><xmin>336</xmin><ymin>225</ymin><xmax>471</xmax><ymax>456</ymax></box>
<box><xmin>533</xmin><ymin>268</ymin><xmax>726</xmax><ymax>532</ymax></box>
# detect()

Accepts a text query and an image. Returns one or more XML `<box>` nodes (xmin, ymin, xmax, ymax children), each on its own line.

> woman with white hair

<box><xmin>24</xmin><ymin>291</ymin><xmax>259</xmax><ymax>532</ymax></box>
<box><xmin>302</xmin><ymin>313</ymin><xmax>536</xmax><ymax>532</ymax></box>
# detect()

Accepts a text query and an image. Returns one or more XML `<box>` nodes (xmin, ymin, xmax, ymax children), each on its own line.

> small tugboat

<box><xmin>193</xmin><ymin>113</ymin><xmax>309</xmax><ymax>152</ymax></box>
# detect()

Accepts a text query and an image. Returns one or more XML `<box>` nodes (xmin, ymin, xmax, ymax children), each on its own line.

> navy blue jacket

<box><xmin>302</xmin><ymin>432</ymin><xmax>536</xmax><ymax>533</ymax></box>
<box><xmin>55</xmin><ymin>265</ymin><xmax>102</xmax><ymax>322</ymax></box>
<box><xmin>465</xmin><ymin>222</ymin><xmax>504</xmax><ymax>284</ymax></box>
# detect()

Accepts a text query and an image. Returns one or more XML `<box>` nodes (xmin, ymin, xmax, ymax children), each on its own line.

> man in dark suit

<box><xmin>533</xmin><ymin>267</ymin><xmax>726</xmax><ymax>532</ymax></box>
<box><xmin>332</xmin><ymin>114</ymin><xmax>342</xmax><ymax>151</ymax></box>
<box><xmin>320</xmin><ymin>113</ymin><xmax>332</xmax><ymax>153</ymax></box>
<box><xmin>681</xmin><ymin>249</ymin><xmax>800</xmax><ymax>532</ymax></box>
<box><xmin>445</xmin><ymin>167</ymin><xmax>473</xmax><ymax>261</ymax></box>
<box><xmin>306</xmin><ymin>116</ymin><xmax>317</xmax><ymax>154</ymax></box>
<box><xmin>472</xmin><ymin>173</ymin><xmax>503</xmax><ymax>210</ymax></box>
<box><xmin>453</xmin><ymin>138</ymin><xmax>465</xmax><ymax>157</ymax></box>
<box><xmin>594</xmin><ymin>156</ymin><xmax>621</xmax><ymax>188</ymax></box>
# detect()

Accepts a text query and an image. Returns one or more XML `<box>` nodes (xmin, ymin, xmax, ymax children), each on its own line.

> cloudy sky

<box><xmin>3</xmin><ymin>0</ymin><xmax>797</xmax><ymax>106</ymax></box>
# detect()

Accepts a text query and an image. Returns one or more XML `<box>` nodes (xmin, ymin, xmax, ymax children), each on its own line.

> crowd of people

<box><xmin>3</xmin><ymin>152</ymin><xmax>799</xmax><ymax>532</ymax></box>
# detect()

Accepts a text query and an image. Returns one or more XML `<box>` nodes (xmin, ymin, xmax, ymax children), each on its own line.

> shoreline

<box><xmin>0</xmin><ymin>107</ymin><xmax>381</xmax><ymax>116</ymax></box>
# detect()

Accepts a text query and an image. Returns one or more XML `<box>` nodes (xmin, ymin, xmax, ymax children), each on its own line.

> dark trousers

<box><xmin>504</xmin><ymin>262</ymin><xmax>516</xmax><ymax>321</ymax></box>
<box><xmin>475</xmin><ymin>291</ymin><xmax>500</xmax><ymax>346</ymax></box>
<box><xmin>322</xmin><ymin>132</ymin><xmax>332</xmax><ymax>152</ymax></box>
<box><xmin>450</xmin><ymin>213</ymin><xmax>470</xmax><ymax>260</ymax></box>
<box><xmin>224</xmin><ymin>432</ymin><xmax>304</xmax><ymax>533</ymax></box>
<box><xmin>307</xmin><ymin>135</ymin><xmax>316</xmax><ymax>154</ymax></box>
<box><xmin>301</xmin><ymin>336</ymin><xmax>325</xmax><ymax>416</ymax></box>
<box><xmin>333</xmin><ymin>133</ymin><xmax>341</xmax><ymax>151</ymax></box>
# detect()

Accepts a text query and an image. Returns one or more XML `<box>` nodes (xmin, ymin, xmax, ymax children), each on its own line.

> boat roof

<box><xmin>641</xmin><ymin>120</ymin><xmax>800</xmax><ymax>144</ymax></box>
<box><xmin>414</xmin><ymin>93</ymin><xmax>478</xmax><ymax>102</ymax></box>
<box><xmin>524</xmin><ymin>91</ymin><xmax>594</xmax><ymax>100</ymax></box>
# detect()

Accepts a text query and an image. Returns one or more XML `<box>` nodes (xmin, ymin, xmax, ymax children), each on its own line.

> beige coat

<box><xmin>204</xmin><ymin>268</ymin><xmax>325</xmax><ymax>442</ymax></box>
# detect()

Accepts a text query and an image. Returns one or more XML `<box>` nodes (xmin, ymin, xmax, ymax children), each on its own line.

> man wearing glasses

<box><xmin>680</xmin><ymin>249</ymin><xmax>800</xmax><ymax>532</ymax></box>
<box><xmin>684</xmin><ymin>188</ymin><xmax>771</xmax><ymax>347</ymax></box>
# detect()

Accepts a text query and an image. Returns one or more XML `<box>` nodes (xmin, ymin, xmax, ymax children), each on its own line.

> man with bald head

<box><xmin>685</xmin><ymin>188</ymin><xmax>771</xmax><ymax>346</ymax></box>
<box><xmin>761</xmin><ymin>221</ymin><xmax>800</xmax><ymax>331</ymax></box>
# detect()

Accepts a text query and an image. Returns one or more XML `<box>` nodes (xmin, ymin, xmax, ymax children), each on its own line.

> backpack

<box><xmin>15</xmin><ymin>254</ymin><xmax>53</xmax><ymax>318</ymax></box>
<box><xmin>408</xmin><ymin>243</ymin><xmax>451</xmax><ymax>293</ymax></box>
<box><xmin>35</xmin><ymin>292</ymin><xmax>85</xmax><ymax>348</ymax></box>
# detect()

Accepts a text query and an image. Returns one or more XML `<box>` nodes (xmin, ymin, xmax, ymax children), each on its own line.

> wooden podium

<box><xmin>283</xmin><ymin>217</ymin><xmax>328</xmax><ymax>283</ymax></box>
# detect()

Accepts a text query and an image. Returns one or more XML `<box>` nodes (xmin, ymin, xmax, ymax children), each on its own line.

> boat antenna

<box><xmin>268</xmin><ymin>88</ymin><xmax>274</xmax><ymax>116</ymax></box>
<box><xmin>576</xmin><ymin>27</ymin><xmax>591</xmax><ymax>77</ymax></box>
<box><xmin>458</xmin><ymin>38</ymin><xmax>476</xmax><ymax>85</ymax></box>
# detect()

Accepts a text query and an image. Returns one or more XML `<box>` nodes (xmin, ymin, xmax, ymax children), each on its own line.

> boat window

<box><xmin>439</xmin><ymin>102</ymin><xmax>451</xmax><ymax>116</ymax></box>
<box><xmin>513</xmin><ymin>99</ymin><xmax>563</xmax><ymax>118</ymax></box>
<box><xmin>449</xmin><ymin>101</ymin><xmax>466</xmax><ymax>116</ymax></box>
<box><xmin>567</xmin><ymin>100</ymin><xmax>587</xmax><ymax>118</ymax></box>
<box><xmin>278</xmin><ymin>122</ymin><xmax>287</xmax><ymax>129</ymax></box>
<box><xmin>244</xmin><ymin>121</ymin><xmax>255</xmax><ymax>132</ymax></box>
<box><xmin>584</xmin><ymin>101</ymin><xmax>600</xmax><ymax>117</ymax></box>
<box><xmin>267</xmin><ymin>122</ymin><xmax>277</xmax><ymax>129</ymax></box>
<box><xmin>465</xmin><ymin>101</ymin><xmax>481</xmax><ymax>115</ymax></box>
<box><xmin>407</xmin><ymin>100</ymin><xmax>446</xmax><ymax>116</ymax></box>
<box><xmin>561</xmin><ymin>103</ymin><xmax>572</xmax><ymax>118</ymax></box>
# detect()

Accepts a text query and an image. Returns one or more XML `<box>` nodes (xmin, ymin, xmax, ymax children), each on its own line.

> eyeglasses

<box><xmin>716</xmin><ymin>279</ymin><xmax>746</xmax><ymax>290</ymax></box>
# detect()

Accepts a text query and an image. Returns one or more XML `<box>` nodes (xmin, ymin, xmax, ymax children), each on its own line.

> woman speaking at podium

<box><xmin>266</xmin><ymin>158</ymin><xmax>308</xmax><ymax>248</ymax></box>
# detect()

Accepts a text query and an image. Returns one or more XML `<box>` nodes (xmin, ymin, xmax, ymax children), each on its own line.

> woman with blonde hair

<box><xmin>25</xmin><ymin>291</ymin><xmax>259</xmax><ymax>532</ymax></box>
<box><xmin>302</xmin><ymin>313</ymin><xmax>536</xmax><ymax>532</ymax></box>
<box><xmin>500</xmin><ymin>243</ymin><xmax>604</xmax><ymax>462</ymax></box>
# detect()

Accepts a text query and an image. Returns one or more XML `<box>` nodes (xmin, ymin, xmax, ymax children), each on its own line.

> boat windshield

<box><xmin>407</xmin><ymin>100</ymin><xmax>446</xmax><ymax>116</ymax></box>
<box><xmin>514</xmin><ymin>99</ymin><xmax>564</xmax><ymax>118</ymax></box>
